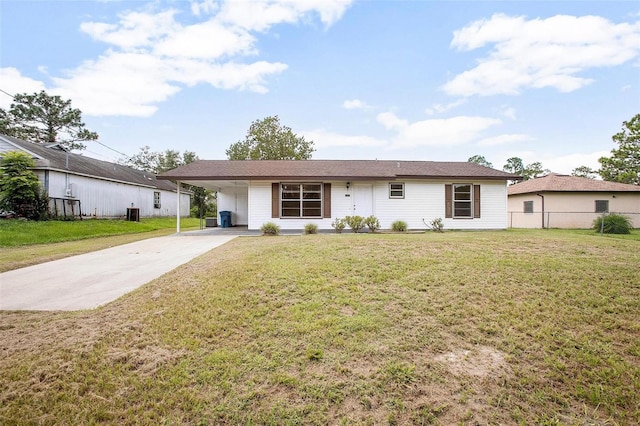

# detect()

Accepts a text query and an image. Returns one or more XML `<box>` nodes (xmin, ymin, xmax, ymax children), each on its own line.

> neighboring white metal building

<box><xmin>0</xmin><ymin>134</ymin><xmax>190</xmax><ymax>218</ymax></box>
<box><xmin>158</xmin><ymin>160</ymin><xmax>519</xmax><ymax>231</ymax></box>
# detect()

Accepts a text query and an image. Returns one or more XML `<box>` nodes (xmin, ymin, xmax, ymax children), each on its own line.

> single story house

<box><xmin>0</xmin><ymin>134</ymin><xmax>190</xmax><ymax>218</ymax></box>
<box><xmin>507</xmin><ymin>173</ymin><xmax>640</xmax><ymax>228</ymax></box>
<box><xmin>157</xmin><ymin>160</ymin><xmax>519</xmax><ymax>231</ymax></box>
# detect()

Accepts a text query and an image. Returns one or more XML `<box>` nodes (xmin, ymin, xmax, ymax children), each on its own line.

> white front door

<box><xmin>353</xmin><ymin>184</ymin><xmax>373</xmax><ymax>217</ymax></box>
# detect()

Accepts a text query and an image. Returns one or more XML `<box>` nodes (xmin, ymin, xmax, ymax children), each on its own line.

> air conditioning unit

<box><xmin>65</xmin><ymin>188</ymin><xmax>73</xmax><ymax>198</ymax></box>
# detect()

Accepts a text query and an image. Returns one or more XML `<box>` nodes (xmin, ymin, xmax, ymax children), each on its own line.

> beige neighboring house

<box><xmin>507</xmin><ymin>173</ymin><xmax>640</xmax><ymax>229</ymax></box>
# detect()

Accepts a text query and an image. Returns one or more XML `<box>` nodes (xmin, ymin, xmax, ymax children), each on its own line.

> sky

<box><xmin>1</xmin><ymin>0</ymin><xmax>639</xmax><ymax>174</ymax></box>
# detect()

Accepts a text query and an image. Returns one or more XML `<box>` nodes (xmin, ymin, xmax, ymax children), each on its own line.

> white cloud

<box><xmin>425</xmin><ymin>99</ymin><xmax>466</xmax><ymax>115</ymax></box>
<box><xmin>477</xmin><ymin>134</ymin><xmax>533</xmax><ymax>146</ymax></box>
<box><xmin>0</xmin><ymin>68</ymin><xmax>47</xmax><ymax>109</ymax></box>
<box><xmin>501</xmin><ymin>107</ymin><xmax>516</xmax><ymax>120</ymax></box>
<box><xmin>542</xmin><ymin>151</ymin><xmax>609</xmax><ymax>175</ymax></box>
<box><xmin>54</xmin><ymin>1</ymin><xmax>354</xmax><ymax>116</ymax></box>
<box><xmin>303</xmin><ymin>129</ymin><xmax>387</xmax><ymax>148</ymax></box>
<box><xmin>217</xmin><ymin>0</ymin><xmax>354</xmax><ymax>31</ymax></box>
<box><xmin>445</xmin><ymin>14</ymin><xmax>640</xmax><ymax>96</ymax></box>
<box><xmin>342</xmin><ymin>99</ymin><xmax>370</xmax><ymax>110</ymax></box>
<box><xmin>377</xmin><ymin>112</ymin><xmax>502</xmax><ymax>148</ymax></box>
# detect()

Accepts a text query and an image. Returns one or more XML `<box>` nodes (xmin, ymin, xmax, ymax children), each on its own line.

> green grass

<box><xmin>1</xmin><ymin>231</ymin><xmax>639</xmax><ymax>424</ymax></box>
<box><xmin>0</xmin><ymin>217</ymin><xmax>200</xmax><ymax>247</ymax></box>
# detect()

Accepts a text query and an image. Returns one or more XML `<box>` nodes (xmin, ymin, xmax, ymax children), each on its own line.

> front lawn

<box><xmin>1</xmin><ymin>231</ymin><xmax>638</xmax><ymax>424</ymax></box>
<box><xmin>0</xmin><ymin>217</ymin><xmax>200</xmax><ymax>247</ymax></box>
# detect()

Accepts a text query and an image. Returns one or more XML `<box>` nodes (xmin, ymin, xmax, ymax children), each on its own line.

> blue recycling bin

<box><xmin>220</xmin><ymin>211</ymin><xmax>232</xmax><ymax>228</ymax></box>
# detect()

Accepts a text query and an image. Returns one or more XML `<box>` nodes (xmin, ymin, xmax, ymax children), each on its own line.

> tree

<box><xmin>571</xmin><ymin>166</ymin><xmax>597</xmax><ymax>179</ymax></box>
<box><xmin>119</xmin><ymin>147</ymin><xmax>197</xmax><ymax>174</ymax></box>
<box><xmin>1</xmin><ymin>90</ymin><xmax>98</xmax><ymax>151</ymax></box>
<box><xmin>503</xmin><ymin>157</ymin><xmax>549</xmax><ymax>181</ymax></box>
<box><xmin>468</xmin><ymin>155</ymin><xmax>493</xmax><ymax>168</ymax></box>
<box><xmin>0</xmin><ymin>151</ymin><xmax>48</xmax><ymax>219</ymax></box>
<box><xmin>598</xmin><ymin>114</ymin><xmax>640</xmax><ymax>185</ymax></box>
<box><xmin>226</xmin><ymin>116</ymin><xmax>315</xmax><ymax>160</ymax></box>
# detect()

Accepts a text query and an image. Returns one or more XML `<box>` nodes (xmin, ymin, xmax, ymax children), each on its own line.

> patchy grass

<box><xmin>0</xmin><ymin>217</ymin><xmax>200</xmax><ymax>247</ymax></box>
<box><xmin>1</xmin><ymin>231</ymin><xmax>639</xmax><ymax>424</ymax></box>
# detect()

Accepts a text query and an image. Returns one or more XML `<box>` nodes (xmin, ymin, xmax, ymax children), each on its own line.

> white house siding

<box><xmin>244</xmin><ymin>179</ymin><xmax>509</xmax><ymax>231</ymax></box>
<box><xmin>372</xmin><ymin>180</ymin><xmax>508</xmax><ymax>230</ymax></box>
<box><xmin>36</xmin><ymin>171</ymin><xmax>189</xmax><ymax>218</ymax></box>
<box><xmin>217</xmin><ymin>185</ymin><xmax>249</xmax><ymax>226</ymax></box>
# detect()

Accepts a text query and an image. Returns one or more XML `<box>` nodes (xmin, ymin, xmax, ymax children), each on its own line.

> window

<box><xmin>524</xmin><ymin>201</ymin><xmax>534</xmax><ymax>213</ymax></box>
<box><xmin>153</xmin><ymin>191</ymin><xmax>161</xmax><ymax>209</ymax></box>
<box><xmin>453</xmin><ymin>184</ymin><xmax>472</xmax><ymax>218</ymax></box>
<box><xmin>595</xmin><ymin>200</ymin><xmax>609</xmax><ymax>213</ymax></box>
<box><xmin>281</xmin><ymin>183</ymin><xmax>322</xmax><ymax>218</ymax></box>
<box><xmin>389</xmin><ymin>183</ymin><xmax>405</xmax><ymax>199</ymax></box>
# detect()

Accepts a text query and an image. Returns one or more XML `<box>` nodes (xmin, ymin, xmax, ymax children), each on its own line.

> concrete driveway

<box><xmin>0</xmin><ymin>234</ymin><xmax>237</xmax><ymax>311</ymax></box>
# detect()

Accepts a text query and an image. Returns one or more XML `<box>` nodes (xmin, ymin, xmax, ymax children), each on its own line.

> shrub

<box><xmin>430</xmin><ymin>218</ymin><xmax>444</xmax><ymax>233</ymax></box>
<box><xmin>345</xmin><ymin>215</ymin><xmax>365</xmax><ymax>233</ymax></box>
<box><xmin>331</xmin><ymin>218</ymin><xmax>346</xmax><ymax>233</ymax></box>
<box><xmin>391</xmin><ymin>220</ymin><xmax>407</xmax><ymax>232</ymax></box>
<box><xmin>260</xmin><ymin>221</ymin><xmax>280</xmax><ymax>236</ymax></box>
<box><xmin>364</xmin><ymin>215</ymin><xmax>380</xmax><ymax>233</ymax></box>
<box><xmin>304</xmin><ymin>223</ymin><xmax>318</xmax><ymax>234</ymax></box>
<box><xmin>593</xmin><ymin>213</ymin><xmax>631</xmax><ymax>234</ymax></box>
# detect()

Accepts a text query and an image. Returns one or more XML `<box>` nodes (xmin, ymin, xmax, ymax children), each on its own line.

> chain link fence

<box><xmin>508</xmin><ymin>211</ymin><xmax>640</xmax><ymax>229</ymax></box>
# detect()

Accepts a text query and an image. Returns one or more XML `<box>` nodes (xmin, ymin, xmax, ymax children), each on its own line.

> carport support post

<box><xmin>176</xmin><ymin>180</ymin><xmax>181</xmax><ymax>233</ymax></box>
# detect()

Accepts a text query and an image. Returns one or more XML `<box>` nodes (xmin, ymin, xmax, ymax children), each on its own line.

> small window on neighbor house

<box><xmin>524</xmin><ymin>201</ymin><xmax>534</xmax><ymax>213</ymax></box>
<box><xmin>154</xmin><ymin>191</ymin><xmax>161</xmax><ymax>209</ymax></box>
<box><xmin>595</xmin><ymin>200</ymin><xmax>609</xmax><ymax>213</ymax></box>
<box><xmin>389</xmin><ymin>183</ymin><xmax>405</xmax><ymax>199</ymax></box>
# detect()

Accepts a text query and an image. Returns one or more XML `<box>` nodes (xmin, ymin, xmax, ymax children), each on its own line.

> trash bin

<box><xmin>205</xmin><ymin>217</ymin><xmax>217</xmax><ymax>227</ymax></box>
<box><xmin>220</xmin><ymin>211</ymin><xmax>232</xmax><ymax>228</ymax></box>
<box><xmin>126</xmin><ymin>207</ymin><xmax>140</xmax><ymax>222</ymax></box>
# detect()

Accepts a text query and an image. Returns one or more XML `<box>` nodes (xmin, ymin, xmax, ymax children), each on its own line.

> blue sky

<box><xmin>1</xmin><ymin>0</ymin><xmax>639</xmax><ymax>173</ymax></box>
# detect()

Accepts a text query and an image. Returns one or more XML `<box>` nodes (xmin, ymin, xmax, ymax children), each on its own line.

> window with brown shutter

<box><xmin>473</xmin><ymin>184</ymin><xmax>481</xmax><ymax>218</ymax></box>
<box><xmin>271</xmin><ymin>183</ymin><xmax>279</xmax><ymax>218</ymax></box>
<box><xmin>323</xmin><ymin>183</ymin><xmax>331</xmax><ymax>218</ymax></box>
<box><xmin>445</xmin><ymin>184</ymin><xmax>452</xmax><ymax>218</ymax></box>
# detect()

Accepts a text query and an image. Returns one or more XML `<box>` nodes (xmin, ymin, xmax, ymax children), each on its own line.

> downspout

<box><xmin>536</xmin><ymin>193</ymin><xmax>545</xmax><ymax>229</ymax></box>
<box><xmin>176</xmin><ymin>180</ymin><xmax>181</xmax><ymax>233</ymax></box>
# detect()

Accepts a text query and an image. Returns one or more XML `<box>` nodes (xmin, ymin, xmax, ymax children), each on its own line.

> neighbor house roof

<box><xmin>157</xmin><ymin>160</ymin><xmax>520</xmax><ymax>181</ymax></box>
<box><xmin>0</xmin><ymin>134</ymin><xmax>180</xmax><ymax>192</ymax></box>
<box><xmin>508</xmin><ymin>173</ymin><xmax>640</xmax><ymax>195</ymax></box>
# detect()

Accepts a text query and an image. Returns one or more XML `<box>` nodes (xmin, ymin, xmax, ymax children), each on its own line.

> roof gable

<box><xmin>508</xmin><ymin>173</ymin><xmax>640</xmax><ymax>195</ymax></box>
<box><xmin>157</xmin><ymin>159</ymin><xmax>520</xmax><ymax>181</ymax></box>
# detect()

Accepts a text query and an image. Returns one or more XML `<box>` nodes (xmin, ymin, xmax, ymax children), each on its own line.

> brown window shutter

<box><xmin>445</xmin><ymin>184</ymin><xmax>452</xmax><ymax>218</ymax></box>
<box><xmin>272</xmin><ymin>183</ymin><xmax>279</xmax><ymax>218</ymax></box>
<box><xmin>323</xmin><ymin>183</ymin><xmax>331</xmax><ymax>218</ymax></box>
<box><xmin>473</xmin><ymin>184</ymin><xmax>481</xmax><ymax>218</ymax></box>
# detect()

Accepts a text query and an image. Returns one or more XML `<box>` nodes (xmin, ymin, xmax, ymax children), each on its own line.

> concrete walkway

<box><xmin>0</xmin><ymin>234</ymin><xmax>237</xmax><ymax>311</ymax></box>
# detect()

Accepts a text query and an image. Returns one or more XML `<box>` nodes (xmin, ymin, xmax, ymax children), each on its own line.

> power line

<box><xmin>95</xmin><ymin>140</ymin><xmax>129</xmax><ymax>157</ymax></box>
<box><xmin>0</xmin><ymin>88</ymin><xmax>15</xmax><ymax>98</ymax></box>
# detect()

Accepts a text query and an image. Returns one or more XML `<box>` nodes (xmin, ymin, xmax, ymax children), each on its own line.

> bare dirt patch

<box><xmin>435</xmin><ymin>345</ymin><xmax>510</xmax><ymax>378</ymax></box>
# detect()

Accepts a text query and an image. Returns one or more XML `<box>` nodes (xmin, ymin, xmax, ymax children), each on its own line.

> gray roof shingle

<box><xmin>508</xmin><ymin>173</ymin><xmax>640</xmax><ymax>195</ymax></box>
<box><xmin>157</xmin><ymin>160</ymin><xmax>520</xmax><ymax>181</ymax></box>
<box><xmin>1</xmin><ymin>134</ymin><xmax>180</xmax><ymax>192</ymax></box>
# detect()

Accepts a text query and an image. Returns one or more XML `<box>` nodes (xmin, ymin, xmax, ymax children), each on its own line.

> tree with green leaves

<box><xmin>571</xmin><ymin>166</ymin><xmax>597</xmax><ymax>179</ymax></box>
<box><xmin>468</xmin><ymin>155</ymin><xmax>493</xmax><ymax>168</ymax></box>
<box><xmin>1</xmin><ymin>90</ymin><xmax>98</xmax><ymax>151</ymax></box>
<box><xmin>0</xmin><ymin>151</ymin><xmax>49</xmax><ymax>219</ymax></box>
<box><xmin>226</xmin><ymin>116</ymin><xmax>315</xmax><ymax>160</ymax></box>
<box><xmin>598</xmin><ymin>114</ymin><xmax>640</xmax><ymax>185</ymax></box>
<box><xmin>503</xmin><ymin>157</ymin><xmax>549</xmax><ymax>181</ymax></box>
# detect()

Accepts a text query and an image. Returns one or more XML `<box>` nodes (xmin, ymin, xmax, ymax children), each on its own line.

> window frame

<box><xmin>452</xmin><ymin>184</ymin><xmax>473</xmax><ymax>219</ymax></box>
<box><xmin>280</xmin><ymin>182</ymin><xmax>323</xmax><ymax>219</ymax></box>
<box><xmin>389</xmin><ymin>182</ymin><xmax>405</xmax><ymax>199</ymax></box>
<box><xmin>523</xmin><ymin>200</ymin><xmax>534</xmax><ymax>214</ymax></box>
<box><xmin>153</xmin><ymin>191</ymin><xmax>161</xmax><ymax>209</ymax></box>
<box><xmin>595</xmin><ymin>199</ymin><xmax>609</xmax><ymax>213</ymax></box>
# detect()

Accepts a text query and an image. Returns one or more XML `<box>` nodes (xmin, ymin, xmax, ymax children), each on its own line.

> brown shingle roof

<box><xmin>157</xmin><ymin>160</ymin><xmax>519</xmax><ymax>181</ymax></box>
<box><xmin>508</xmin><ymin>173</ymin><xmax>640</xmax><ymax>195</ymax></box>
